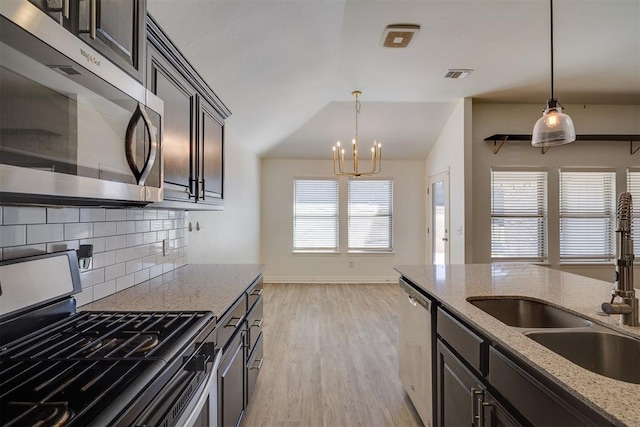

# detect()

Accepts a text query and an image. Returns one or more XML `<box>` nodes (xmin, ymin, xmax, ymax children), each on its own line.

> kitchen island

<box><xmin>395</xmin><ymin>263</ymin><xmax>640</xmax><ymax>427</ymax></box>
<box><xmin>82</xmin><ymin>263</ymin><xmax>265</xmax><ymax>316</ymax></box>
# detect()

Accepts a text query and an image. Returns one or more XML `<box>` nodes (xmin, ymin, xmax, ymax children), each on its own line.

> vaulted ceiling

<box><xmin>147</xmin><ymin>0</ymin><xmax>640</xmax><ymax>160</ymax></box>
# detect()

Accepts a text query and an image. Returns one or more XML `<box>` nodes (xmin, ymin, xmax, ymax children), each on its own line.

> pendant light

<box><xmin>531</xmin><ymin>0</ymin><xmax>576</xmax><ymax>147</ymax></box>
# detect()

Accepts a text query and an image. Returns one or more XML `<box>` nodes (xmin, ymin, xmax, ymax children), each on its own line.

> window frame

<box><xmin>347</xmin><ymin>177</ymin><xmax>394</xmax><ymax>253</ymax></box>
<box><xmin>490</xmin><ymin>168</ymin><xmax>548</xmax><ymax>262</ymax></box>
<box><xmin>292</xmin><ymin>178</ymin><xmax>339</xmax><ymax>254</ymax></box>
<box><xmin>627</xmin><ymin>167</ymin><xmax>640</xmax><ymax>262</ymax></box>
<box><xmin>558</xmin><ymin>168</ymin><xmax>616</xmax><ymax>264</ymax></box>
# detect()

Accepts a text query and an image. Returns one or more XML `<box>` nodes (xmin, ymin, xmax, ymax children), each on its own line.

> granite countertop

<box><xmin>394</xmin><ymin>263</ymin><xmax>640</xmax><ymax>427</ymax></box>
<box><xmin>81</xmin><ymin>264</ymin><xmax>266</xmax><ymax>318</ymax></box>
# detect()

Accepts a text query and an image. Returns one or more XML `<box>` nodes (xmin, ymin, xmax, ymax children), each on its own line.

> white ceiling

<box><xmin>147</xmin><ymin>0</ymin><xmax>640</xmax><ymax>160</ymax></box>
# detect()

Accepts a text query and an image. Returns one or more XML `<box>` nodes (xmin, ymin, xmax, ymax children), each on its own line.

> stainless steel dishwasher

<box><xmin>399</xmin><ymin>277</ymin><xmax>434</xmax><ymax>427</ymax></box>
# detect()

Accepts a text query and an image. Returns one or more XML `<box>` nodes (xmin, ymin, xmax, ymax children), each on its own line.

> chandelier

<box><xmin>332</xmin><ymin>90</ymin><xmax>382</xmax><ymax>177</ymax></box>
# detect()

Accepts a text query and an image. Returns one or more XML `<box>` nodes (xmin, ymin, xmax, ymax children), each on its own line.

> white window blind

<box><xmin>490</xmin><ymin>170</ymin><xmax>547</xmax><ymax>261</ymax></box>
<box><xmin>293</xmin><ymin>179</ymin><xmax>339</xmax><ymax>252</ymax></box>
<box><xmin>627</xmin><ymin>169</ymin><xmax>640</xmax><ymax>258</ymax></box>
<box><xmin>559</xmin><ymin>170</ymin><xmax>616</xmax><ymax>262</ymax></box>
<box><xmin>348</xmin><ymin>179</ymin><xmax>393</xmax><ymax>252</ymax></box>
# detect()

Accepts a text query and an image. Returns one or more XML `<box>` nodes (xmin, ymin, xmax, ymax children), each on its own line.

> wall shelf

<box><xmin>484</xmin><ymin>134</ymin><xmax>640</xmax><ymax>155</ymax></box>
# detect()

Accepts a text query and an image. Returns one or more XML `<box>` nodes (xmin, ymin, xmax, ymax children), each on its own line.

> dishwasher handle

<box><xmin>400</xmin><ymin>278</ymin><xmax>431</xmax><ymax>311</ymax></box>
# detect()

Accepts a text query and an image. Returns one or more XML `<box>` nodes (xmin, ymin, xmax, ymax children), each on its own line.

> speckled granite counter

<box><xmin>82</xmin><ymin>264</ymin><xmax>266</xmax><ymax>318</ymax></box>
<box><xmin>395</xmin><ymin>263</ymin><xmax>640</xmax><ymax>427</ymax></box>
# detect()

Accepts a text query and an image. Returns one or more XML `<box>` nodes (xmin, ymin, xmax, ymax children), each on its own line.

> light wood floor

<box><xmin>242</xmin><ymin>283</ymin><xmax>423</xmax><ymax>427</ymax></box>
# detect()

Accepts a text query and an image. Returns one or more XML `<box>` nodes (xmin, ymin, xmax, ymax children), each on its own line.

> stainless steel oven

<box><xmin>0</xmin><ymin>250</ymin><xmax>220</xmax><ymax>426</ymax></box>
<box><xmin>0</xmin><ymin>0</ymin><xmax>163</xmax><ymax>206</ymax></box>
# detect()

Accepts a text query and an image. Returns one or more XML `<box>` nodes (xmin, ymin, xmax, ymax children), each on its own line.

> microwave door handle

<box><xmin>125</xmin><ymin>103</ymin><xmax>158</xmax><ymax>186</ymax></box>
<box><xmin>90</xmin><ymin>0</ymin><xmax>97</xmax><ymax>39</ymax></box>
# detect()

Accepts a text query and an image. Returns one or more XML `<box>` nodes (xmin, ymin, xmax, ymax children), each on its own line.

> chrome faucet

<box><xmin>602</xmin><ymin>192</ymin><xmax>638</xmax><ymax>326</ymax></box>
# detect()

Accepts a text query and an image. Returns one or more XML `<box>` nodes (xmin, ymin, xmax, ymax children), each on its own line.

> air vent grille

<box><xmin>380</xmin><ymin>24</ymin><xmax>420</xmax><ymax>48</ymax></box>
<box><xmin>443</xmin><ymin>69</ymin><xmax>473</xmax><ymax>79</ymax></box>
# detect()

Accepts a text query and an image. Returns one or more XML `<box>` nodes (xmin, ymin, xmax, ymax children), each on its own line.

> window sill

<box><xmin>292</xmin><ymin>251</ymin><xmax>340</xmax><ymax>256</ymax></box>
<box><xmin>347</xmin><ymin>251</ymin><xmax>395</xmax><ymax>256</ymax></box>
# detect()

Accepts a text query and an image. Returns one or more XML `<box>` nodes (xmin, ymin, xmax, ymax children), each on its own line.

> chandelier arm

<box><xmin>549</xmin><ymin>0</ymin><xmax>554</xmax><ymax>100</ymax></box>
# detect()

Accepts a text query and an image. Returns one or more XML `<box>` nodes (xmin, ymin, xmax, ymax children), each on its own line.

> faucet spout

<box><xmin>603</xmin><ymin>192</ymin><xmax>638</xmax><ymax>326</ymax></box>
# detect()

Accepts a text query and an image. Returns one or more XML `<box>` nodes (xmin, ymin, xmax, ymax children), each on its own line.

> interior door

<box><xmin>428</xmin><ymin>172</ymin><xmax>450</xmax><ymax>265</ymax></box>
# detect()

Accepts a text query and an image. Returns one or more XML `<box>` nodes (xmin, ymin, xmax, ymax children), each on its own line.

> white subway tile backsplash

<box><xmin>47</xmin><ymin>208</ymin><xmax>80</xmax><ymax>224</ymax></box>
<box><xmin>64</xmin><ymin>222</ymin><xmax>93</xmax><ymax>240</ymax></box>
<box><xmin>106</xmin><ymin>209</ymin><xmax>127</xmax><ymax>221</ymax></box>
<box><xmin>74</xmin><ymin>288</ymin><xmax>93</xmax><ymax>306</ymax></box>
<box><xmin>93</xmin><ymin>251</ymin><xmax>116</xmax><ymax>268</ymax></box>
<box><xmin>80</xmin><ymin>237</ymin><xmax>106</xmax><ymax>253</ymax></box>
<box><xmin>126</xmin><ymin>258</ymin><xmax>143</xmax><ymax>274</ymax></box>
<box><xmin>0</xmin><ymin>225</ymin><xmax>26</xmax><ymax>246</ymax></box>
<box><xmin>4</xmin><ymin>207</ymin><xmax>46</xmax><ymax>224</ymax></box>
<box><xmin>93</xmin><ymin>222</ymin><xmax>117</xmax><ymax>237</ymax></box>
<box><xmin>2</xmin><ymin>244</ymin><xmax>46</xmax><ymax>260</ymax></box>
<box><xmin>126</xmin><ymin>233</ymin><xmax>143</xmax><ymax>247</ymax></box>
<box><xmin>134</xmin><ymin>268</ymin><xmax>150</xmax><ymax>285</ymax></box>
<box><xmin>27</xmin><ymin>224</ymin><xmax>63</xmax><ymax>244</ymax></box>
<box><xmin>106</xmin><ymin>235</ymin><xmax>127</xmax><ymax>251</ymax></box>
<box><xmin>81</xmin><ymin>268</ymin><xmax>105</xmax><ymax>288</ymax></box>
<box><xmin>126</xmin><ymin>209</ymin><xmax>144</xmax><ymax>220</ymax></box>
<box><xmin>0</xmin><ymin>206</ymin><xmax>188</xmax><ymax>307</ymax></box>
<box><xmin>116</xmin><ymin>221</ymin><xmax>135</xmax><ymax>235</ymax></box>
<box><xmin>105</xmin><ymin>262</ymin><xmax>126</xmax><ymax>281</ymax></box>
<box><xmin>80</xmin><ymin>208</ymin><xmax>106</xmax><ymax>223</ymax></box>
<box><xmin>93</xmin><ymin>280</ymin><xmax>116</xmax><ymax>300</ymax></box>
<box><xmin>47</xmin><ymin>240</ymin><xmax>80</xmax><ymax>253</ymax></box>
<box><xmin>135</xmin><ymin>221</ymin><xmax>151</xmax><ymax>233</ymax></box>
<box><xmin>116</xmin><ymin>273</ymin><xmax>135</xmax><ymax>291</ymax></box>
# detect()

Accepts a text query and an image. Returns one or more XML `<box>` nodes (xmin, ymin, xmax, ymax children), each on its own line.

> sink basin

<box><xmin>467</xmin><ymin>297</ymin><xmax>591</xmax><ymax>328</ymax></box>
<box><xmin>526</xmin><ymin>331</ymin><xmax>640</xmax><ymax>384</ymax></box>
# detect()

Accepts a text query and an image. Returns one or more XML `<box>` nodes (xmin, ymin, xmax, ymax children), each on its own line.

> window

<box><xmin>491</xmin><ymin>170</ymin><xmax>547</xmax><ymax>261</ymax></box>
<box><xmin>348</xmin><ymin>179</ymin><xmax>393</xmax><ymax>252</ymax></box>
<box><xmin>627</xmin><ymin>168</ymin><xmax>640</xmax><ymax>258</ymax></box>
<box><xmin>559</xmin><ymin>169</ymin><xmax>616</xmax><ymax>262</ymax></box>
<box><xmin>293</xmin><ymin>179</ymin><xmax>339</xmax><ymax>252</ymax></box>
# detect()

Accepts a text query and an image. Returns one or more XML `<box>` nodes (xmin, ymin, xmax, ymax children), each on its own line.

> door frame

<box><xmin>427</xmin><ymin>170</ymin><xmax>450</xmax><ymax>265</ymax></box>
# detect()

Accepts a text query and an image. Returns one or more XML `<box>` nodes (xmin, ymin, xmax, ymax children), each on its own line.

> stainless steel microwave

<box><xmin>0</xmin><ymin>0</ymin><xmax>163</xmax><ymax>206</ymax></box>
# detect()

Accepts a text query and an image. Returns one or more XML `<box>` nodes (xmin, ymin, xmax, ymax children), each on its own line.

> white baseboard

<box><xmin>263</xmin><ymin>275</ymin><xmax>399</xmax><ymax>284</ymax></box>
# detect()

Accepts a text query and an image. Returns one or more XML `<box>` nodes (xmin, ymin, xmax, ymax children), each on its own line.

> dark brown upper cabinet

<box><xmin>28</xmin><ymin>0</ymin><xmax>145</xmax><ymax>81</ymax></box>
<box><xmin>146</xmin><ymin>14</ymin><xmax>230</xmax><ymax>210</ymax></box>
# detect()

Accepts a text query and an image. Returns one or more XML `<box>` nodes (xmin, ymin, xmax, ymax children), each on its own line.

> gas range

<box><xmin>0</xmin><ymin>251</ymin><xmax>219</xmax><ymax>426</ymax></box>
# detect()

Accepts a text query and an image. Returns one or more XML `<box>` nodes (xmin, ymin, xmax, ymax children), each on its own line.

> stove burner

<box><xmin>122</xmin><ymin>333</ymin><xmax>160</xmax><ymax>355</ymax></box>
<box><xmin>8</xmin><ymin>401</ymin><xmax>71</xmax><ymax>427</ymax></box>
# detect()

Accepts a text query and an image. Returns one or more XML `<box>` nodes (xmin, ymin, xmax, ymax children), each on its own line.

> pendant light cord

<box><xmin>549</xmin><ymin>0</ymin><xmax>554</xmax><ymax>100</ymax></box>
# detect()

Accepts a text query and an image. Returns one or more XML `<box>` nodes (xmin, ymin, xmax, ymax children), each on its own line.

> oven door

<box><xmin>0</xmin><ymin>1</ymin><xmax>163</xmax><ymax>205</ymax></box>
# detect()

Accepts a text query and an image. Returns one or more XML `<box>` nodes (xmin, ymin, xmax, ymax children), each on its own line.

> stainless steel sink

<box><xmin>526</xmin><ymin>331</ymin><xmax>640</xmax><ymax>384</ymax></box>
<box><xmin>467</xmin><ymin>297</ymin><xmax>591</xmax><ymax>328</ymax></box>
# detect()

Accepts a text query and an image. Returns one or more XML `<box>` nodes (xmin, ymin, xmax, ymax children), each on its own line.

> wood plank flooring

<box><xmin>242</xmin><ymin>283</ymin><xmax>423</xmax><ymax>427</ymax></box>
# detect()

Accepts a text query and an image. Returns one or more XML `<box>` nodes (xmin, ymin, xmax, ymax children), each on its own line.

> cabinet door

<box><xmin>28</xmin><ymin>0</ymin><xmax>72</xmax><ymax>26</ymax></box>
<box><xmin>198</xmin><ymin>98</ymin><xmax>224</xmax><ymax>200</ymax></box>
<box><xmin>218</xmin><ymin>331</ymin><xmax>245</xmax><ymax>427</ymax></box>
<box><xmin>78</xmin><ymin>0</ymin><xmax>145</xmax><ymax>80</ymax></box>
<box><xmin>147</xmin><ymin>44</ymin><xmax>197</xmax><ymax>200</ymax></box>
<box><xmin>436</xmin><ymin>339</ymin><xmax>484</xmax><ymax>427</ymax></box>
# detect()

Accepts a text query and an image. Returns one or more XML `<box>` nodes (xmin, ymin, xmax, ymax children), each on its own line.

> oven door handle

<box><xmin>177</xmin><ymin>349</ymin><xmax>223</xmax><ymax>427</ymax></box>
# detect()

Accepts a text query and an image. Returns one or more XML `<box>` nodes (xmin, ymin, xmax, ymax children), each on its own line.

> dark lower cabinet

<box><xmin>218</xmin><ymin>330</ymin><xmax>245</xmax><ymax>427</ymax></box>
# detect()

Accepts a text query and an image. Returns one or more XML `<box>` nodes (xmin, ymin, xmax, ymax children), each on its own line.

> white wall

<box><xmin>471</xmin><ymin>103</ymin><xmax>640</xmax><ymax>284</ymax></box>
<box><xmin>261</xmin><ymin>159</ymin><xmax>425</xmax><ymax>283</ymax></box>
<box><xmin>187</xmin><ymin>127</ymin><xmax>262</xmax><ymax>263</ymax></box>
<box><xmin>424</xmin><ymin>99</ymin><xmax>472</xmax><ymax>264</ymax></box>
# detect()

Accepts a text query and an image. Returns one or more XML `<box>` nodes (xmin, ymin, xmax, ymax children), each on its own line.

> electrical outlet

<box><xmin>163</xmin><ymin>239</ymin><xmax>170</xmax><ymax>256</ymax></box>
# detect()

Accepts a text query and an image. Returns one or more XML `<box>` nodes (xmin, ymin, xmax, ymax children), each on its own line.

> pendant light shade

<box><xmin>531</xmin><ymin>99</ymin><xmax>576</xmax><ymax>147</ymax></box>
<box><xmin>531</xmin><ymin>0</ymin><xmax>576</xmax><ymax>148</ymax></box>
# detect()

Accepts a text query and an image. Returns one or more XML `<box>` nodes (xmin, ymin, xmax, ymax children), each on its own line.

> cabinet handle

<box><xmin>201</xmin><ymin>178</ymin><xmax>206</xmax><ymax>200</ymax></box>
<box><xmin>471</xmin><ymin>388</ymin><xmax>484</xmax><ymax>427</ymax></box>
<box><xmin>251</xmin><ymin>288</ymin><xmax>264</xmax><ymax>297</ymax></box>
<box><xmin>224</xmin><ymin>316</ymin><xmax>243</xmax><ymax>328</ymax></box>
<box><xmin>408</xmin><ymin>295</ymin><xmax>418</xmax><ymax>306</ymax></box>
<box><xmin>252</xmin><ymin>319</ymin><xmax>263</xmax><ymax>328</ymax></box>
<box><xmin>251</xmin><ymin>358</ymin><xmax>264</xmax><ymax>370</ymax></box>
<box><xmin>63</xmin><ymin>0</ymin><xmax>69</xmax><ymax>18</ymax></box>
<box><xmin>89</xmin><ymin>0</ymin><xmax>97</xmax><ymax>39</ymax></box>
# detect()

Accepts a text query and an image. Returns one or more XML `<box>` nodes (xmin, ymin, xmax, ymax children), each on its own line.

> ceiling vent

<box><xmin>380</xmin><ymin>24</ymin><xmax>420</xmax><ymax>48</ymax></box>
<box><xmin>443</xmin><ymin>69</ymin><xmax>473</xmax><ymax>79</ymax></box>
